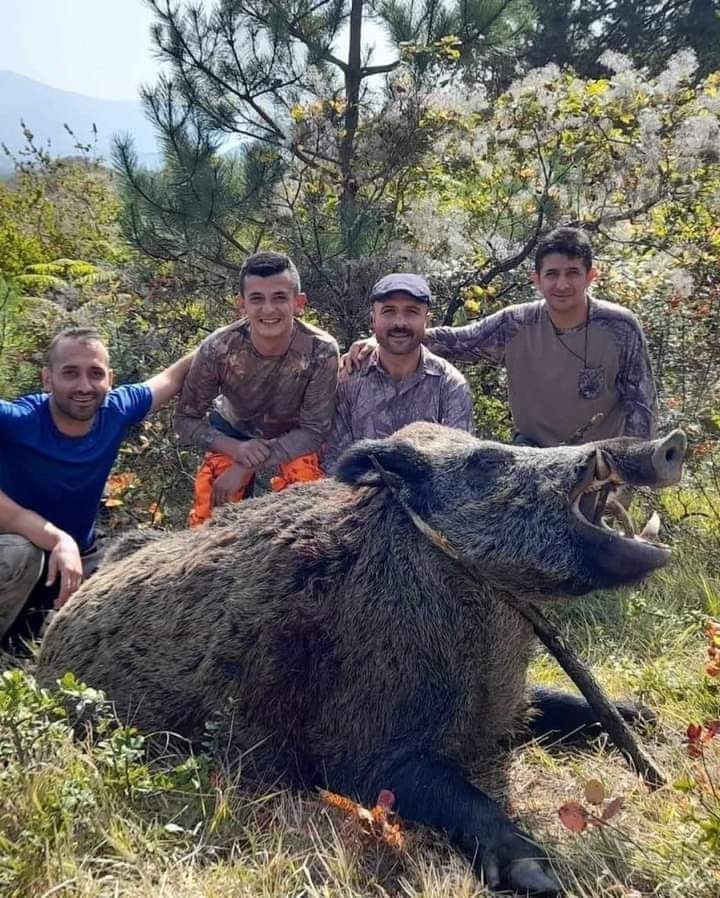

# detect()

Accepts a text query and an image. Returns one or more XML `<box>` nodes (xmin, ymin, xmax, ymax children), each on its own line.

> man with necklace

<box><xmin>344</xmin><ymin>228</ymin><xmax>657</xmax><ymax>447</ymax></box>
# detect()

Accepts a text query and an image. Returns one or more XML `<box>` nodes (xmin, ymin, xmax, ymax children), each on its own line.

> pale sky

<box><xmin>2</xmin><ymin>0</ymin><xmax>393</xmax><ymax>101</ymax></box>
<box><xmin>2</xmin><ymin>0</ymin><xmax>160</xmax><ymax>100</ymax></box>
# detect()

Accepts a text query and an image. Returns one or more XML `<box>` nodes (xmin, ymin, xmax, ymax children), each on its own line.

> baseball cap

<box><xmin>369</xmin><ymin>273</ymin><xmax>432</xmax><ymax>306</ymax></box>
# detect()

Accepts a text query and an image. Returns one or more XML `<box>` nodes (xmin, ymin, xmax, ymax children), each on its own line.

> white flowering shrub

<box><xmin>397</xmin><ymin>55</ymin><xmax>720</xmax><ymax>429</ymax></box>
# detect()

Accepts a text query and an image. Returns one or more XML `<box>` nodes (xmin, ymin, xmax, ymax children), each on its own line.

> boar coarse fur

<box><xmin>37</xmin><ymin>422</ymin><xmax>684</xmax><ymax>894</ymax></box>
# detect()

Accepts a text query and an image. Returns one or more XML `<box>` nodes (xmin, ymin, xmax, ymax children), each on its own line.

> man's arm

<box><xmin>0</xmin><ymin>490</ymin><xmax>82</xmax><ymax>606</ymax></box>
<box><xmin>341</xmin><ymin>307</ymin><xmax>517</xmax><ymax>374</ymax></box>
<box><xmin>425</xmin><ymin>308</ymin><xmax>515</xmax><ymax>364</ymax></box>
<box><xmin>440</xmin><ymin>375</ymin><xmax>476</xmax><ymax>435</ymax></box>
<box><xmin>174</xmin><ymin>341</ymin><xmax>227</xmax><ymax>450</ymax></box>
<box><xmin>145</xmin><ymin>349</ymin><xmax>196</xmax><ymax>412</ymax></box>
<box><xmin>262</xmin><ymin>349</ymin><xmax>340</xmax><ymax>470</ymax></box>
<box><xmin>617</xmin><ymin>319</ymin><xmax>658</xmax><ymax>439</ymax></box>
<box><xmin>321</xmin><ymin>381</ymin><xmax>355</xmax><ymax>474</ymax></box>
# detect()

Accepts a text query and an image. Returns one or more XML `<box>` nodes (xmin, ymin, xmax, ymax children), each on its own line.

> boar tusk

<box><xmin>639</xmin><ymin>511</ymin><xmax>661</xmax><ymax>541</ymax></box>
<box><xmin>595</xmin><ymin>448</ymin><xmax>611</xmax><ymax>481</ymax></box>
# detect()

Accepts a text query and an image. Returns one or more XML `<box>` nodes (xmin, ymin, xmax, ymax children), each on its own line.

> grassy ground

<box><xmin>2</xmin><ymin>517</ymin><xmax>720</xmax><ymax>898</ymax></box>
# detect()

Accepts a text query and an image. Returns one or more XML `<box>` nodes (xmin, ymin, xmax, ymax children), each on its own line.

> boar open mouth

<box><xmin>569</xmin><ymin>431</ymin><xmax>686</xmax><ymax>579</ymax></box>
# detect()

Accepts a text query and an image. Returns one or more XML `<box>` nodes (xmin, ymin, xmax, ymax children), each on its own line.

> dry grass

<box><xmin>2</xmin><ymin>527</ymin><xmax>720</xmax><ymax>898</ymax></box>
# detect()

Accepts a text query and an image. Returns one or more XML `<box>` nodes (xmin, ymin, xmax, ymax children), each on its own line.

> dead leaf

<box><xmin>106</xmin><ymin>472</ymin><xmax>137</xmax><ymax>496</ymax></box>
<box><xmin>558</xmin><ymin>801</ymin><xmax>589</xmax><ymax>833</ymax></box>
<box><xmin>687</xmin><ymin>722</ymin><xmax>703</xmax><ymax>742</ymax></box>
<box><xmin>705</xmin><ymin>720</ymin><xmax>720</xmax><ymax>737</ymax></box>
<box><xmin>320</xmin><ymin>787</ymin><xmax>406</xmax><ymax>852</ymax></box>
<box><xmin>584</xmin><ymin>779</ymin><xmax>605</xmax><ymax>805</ymax></box>
<box><xmin>148</xmin><ymin>502</ymin><xmax>164</xmax><ymax>524</ymax></box>
<box><xmin>601</xmin><ymin>796</ymin><xmax>624</xmax><ymax>821</ymax></box>
<box><xmin>319</xmin><ymin>788</ymin><xmax>361</xmax><ymax>816</ymax></box>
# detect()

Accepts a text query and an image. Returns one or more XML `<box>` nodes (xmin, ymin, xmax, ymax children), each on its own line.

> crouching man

<box><xmin>174</xmin><ymin>252</ymin><xmax>339</xmax><ymax>525</ymax></box>
<box><xmin>0</xmin><ymin>327</ymin><xmax>195</xmax><ymax>647</ymax></box>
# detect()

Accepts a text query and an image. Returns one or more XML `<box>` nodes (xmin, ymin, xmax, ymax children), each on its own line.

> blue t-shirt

<box><xmin>0</xmin><ymin>384</ymin><xmax>153</xmax><ymax>551</ymax></box>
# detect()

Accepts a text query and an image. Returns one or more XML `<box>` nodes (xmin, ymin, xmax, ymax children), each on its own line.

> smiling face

<box><xmin>42</xmin><ymin>337</ymin><xmax>113</xmax><ymax>431</ymax></box>
<box><xmin>532</xmin><ymin>252</ymin><xmax>597</xmax><ymax>323</ymax></box>
<box><xmin>371</xmin><ymin>292</ymin><xmax>430</xmax><ymax>357</ymax></box>
<box><xmin>239</xmin><ymin>270</ymin><xmax>306</xmax><ymax>346</ymax></box>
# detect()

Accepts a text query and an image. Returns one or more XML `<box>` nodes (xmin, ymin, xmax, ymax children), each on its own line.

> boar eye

<box><xmin>464</xmin><ymin>447</ymin><xmax>512</xmax><ymax>486</ymax></box>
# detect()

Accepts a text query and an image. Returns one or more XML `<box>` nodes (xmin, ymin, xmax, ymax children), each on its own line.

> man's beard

<box><xmin>377</xmin><ymin>330</ymin><xmax>422</xmax><ymax>355</ymax></box>
<box><xmin>55</xmin><ymin>395</ymin><xmax>103</xmax><ymax>421</ymax></box>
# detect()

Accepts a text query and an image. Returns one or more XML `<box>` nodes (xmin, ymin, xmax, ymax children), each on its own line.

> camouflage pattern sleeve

<box><xmin>616</xmin><ymin>317</ymin><xmax>658</xmax><ymax>439</ymax></box>
<box><xmin>173</xmin><ymin>338</ymin><xmax>223</xmax><ymax>450</ymax></box>
<box><xmin>441</xmin><ymin>374</ymin><xmax>476</xmax><ymax>435</ymax></box>
<box><xmin>425</xmin><ymin>307</ymin><xmax>517</xmax><ymax>364</ymax></box>
<box><xmin>263</xmin><ymin>342</ymin><xmax>340</xmax><ymax>469</ymax></box>
<box><xmin>321</xmin><ymin>380</ymin><xmax>355</xmax><ymax>475</ymax></box>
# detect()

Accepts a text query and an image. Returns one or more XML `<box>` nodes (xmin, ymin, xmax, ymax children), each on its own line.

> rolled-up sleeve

<box><xmin>263</xmin><ymin>346</ymin><xmax>339</xmax><ymax>468</ymax></box>
<box><xmin>174</xmin><ymin>340</ymin><xmax>223</xmax><ymax>450</ymax></box>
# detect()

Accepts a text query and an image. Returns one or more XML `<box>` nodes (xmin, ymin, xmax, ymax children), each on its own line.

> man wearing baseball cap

<box><xmin>322</xmin><ymin>273</ymin><xmax>473</xmax><ymax>472</ymax></box>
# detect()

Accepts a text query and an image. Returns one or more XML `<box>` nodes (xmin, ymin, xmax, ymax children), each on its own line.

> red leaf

<box><xmin>601</xmin><ymin>797</ymin><xmax>624</xmax><ymax>821</ymax></box>
<box><xmin>377</xmin><ymin>789</ymin><xmax>395</xmax><ymax>810</ymax></box>
<box><xmin>687</xmin><ymin>723</ymin><xmax>703</xmax><ymax>742</ymax></box>
<box><xmin>704</xmin><ymin>720</ymin><xmax>720</xmax><ymax>738</ymax></box>
<box><xmin>558</xmin><ymin>801</ymin><xmax>589</xmax><ymax>833</ymax></box>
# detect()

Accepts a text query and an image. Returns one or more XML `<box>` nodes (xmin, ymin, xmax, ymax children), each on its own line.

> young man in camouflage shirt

<box><xmin>323</xmin><ymin>274</ymin><xmax>473</xmax><ymax>473</ymax></box>
<box><xmin>344</xmin><ymin>229</ymin><xmax>657</xmax><ymax>447</ymax></box>
<box><xmin>175</xmin><ymin>252</ymin><xmax>339</xmax><ymax>524</ymax></box>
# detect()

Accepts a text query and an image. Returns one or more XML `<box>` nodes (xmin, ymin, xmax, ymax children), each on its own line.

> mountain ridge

<box><xmin>0</xmin><ymin>70</ymin><xmax>160</xmax><ymax>172</ymax></box>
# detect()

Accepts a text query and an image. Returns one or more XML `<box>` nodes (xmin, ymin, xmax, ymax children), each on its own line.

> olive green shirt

<box><xmin>427</xmin><ymin>298</ymin><xmax>657</xmax><ymax>447</ymax></box>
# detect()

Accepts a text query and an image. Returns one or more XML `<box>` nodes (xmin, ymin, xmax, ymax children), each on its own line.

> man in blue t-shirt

<box><xmin>0</xmin><ymin>326</ymin><xmax>195</xmax><ymax>644</ymax></box>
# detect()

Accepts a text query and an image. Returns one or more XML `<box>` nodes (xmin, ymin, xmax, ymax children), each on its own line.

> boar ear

<box><xmin>335</xmin><ymin>437</ymin><xmax>433</xmax><ymax>496</ymax></box>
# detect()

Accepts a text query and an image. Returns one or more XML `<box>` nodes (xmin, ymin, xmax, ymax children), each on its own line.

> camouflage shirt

<box><xmin>175</xmin><ymin>318</ymin><xmax>339</xmax><ymax>469</ymax></box>
<box><xmin>426</xmin><ymin>298</ymin><xmax>657</xmax><ymax>447</ymax></box>
<box><xmin>323</xmin><ymin>346</ymin><xmax>474</xmax><ymax>472</ymax></box>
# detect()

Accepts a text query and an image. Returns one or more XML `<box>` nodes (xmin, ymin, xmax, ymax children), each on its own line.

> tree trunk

<box><xmin>339</xmin><ymin>0</ymin><xmax>363</xmax><ymax>258</ymax></box>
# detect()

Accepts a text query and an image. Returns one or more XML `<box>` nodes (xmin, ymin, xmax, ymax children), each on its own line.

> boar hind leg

<box><xmin>374</xmin><ymin>753</ymin><xmax>560</xmax><ymax>894</ymax></box>
<box><xmin>528</xmin><ymin>686</ymin><xmax>656</xmax><ymax>744</ymax></box>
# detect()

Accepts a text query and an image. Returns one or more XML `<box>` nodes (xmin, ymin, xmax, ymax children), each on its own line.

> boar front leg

<box><xmin>371</xmin><ymin>752</ymin><xmax>560</xmax><ymax>894</ymax></box>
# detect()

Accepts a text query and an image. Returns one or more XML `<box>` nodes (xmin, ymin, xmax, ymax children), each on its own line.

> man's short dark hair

<box><xmin>535</xmin><ymin>227</ymin><xmax>593</xmax><ymax>273</ymax></box>
<box><xmin>239</xmin><ymin>251</ymin><xmax>301</xmax><ymax>296</ymax></box>
<box><xmin>47</xmin><ymin>327</ymin><xmax>107</xmax><ymax>366</ymax></box>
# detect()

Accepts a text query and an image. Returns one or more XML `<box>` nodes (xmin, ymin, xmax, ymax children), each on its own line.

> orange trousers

<box><xmin>189</xmin><ymin>451</ymin><xmax>323</xmax><ymax>527</ymax></box>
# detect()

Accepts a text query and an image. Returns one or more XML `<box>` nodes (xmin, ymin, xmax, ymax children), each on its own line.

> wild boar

<box><xmin>37</xmin><ymin>423</ymin><xmax>686</xmax><ymax>893</ymax></box>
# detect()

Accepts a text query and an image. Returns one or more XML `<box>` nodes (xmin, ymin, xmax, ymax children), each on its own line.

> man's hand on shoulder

<box><xmin>338</xmin><ymin>337</ymin><xmax>376</xmax><ymax>379</ymax></box>
<box><xmin>48</xmin><ymin>531</ymin><xmax>83</xmax><ymax>609</ymax></box>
